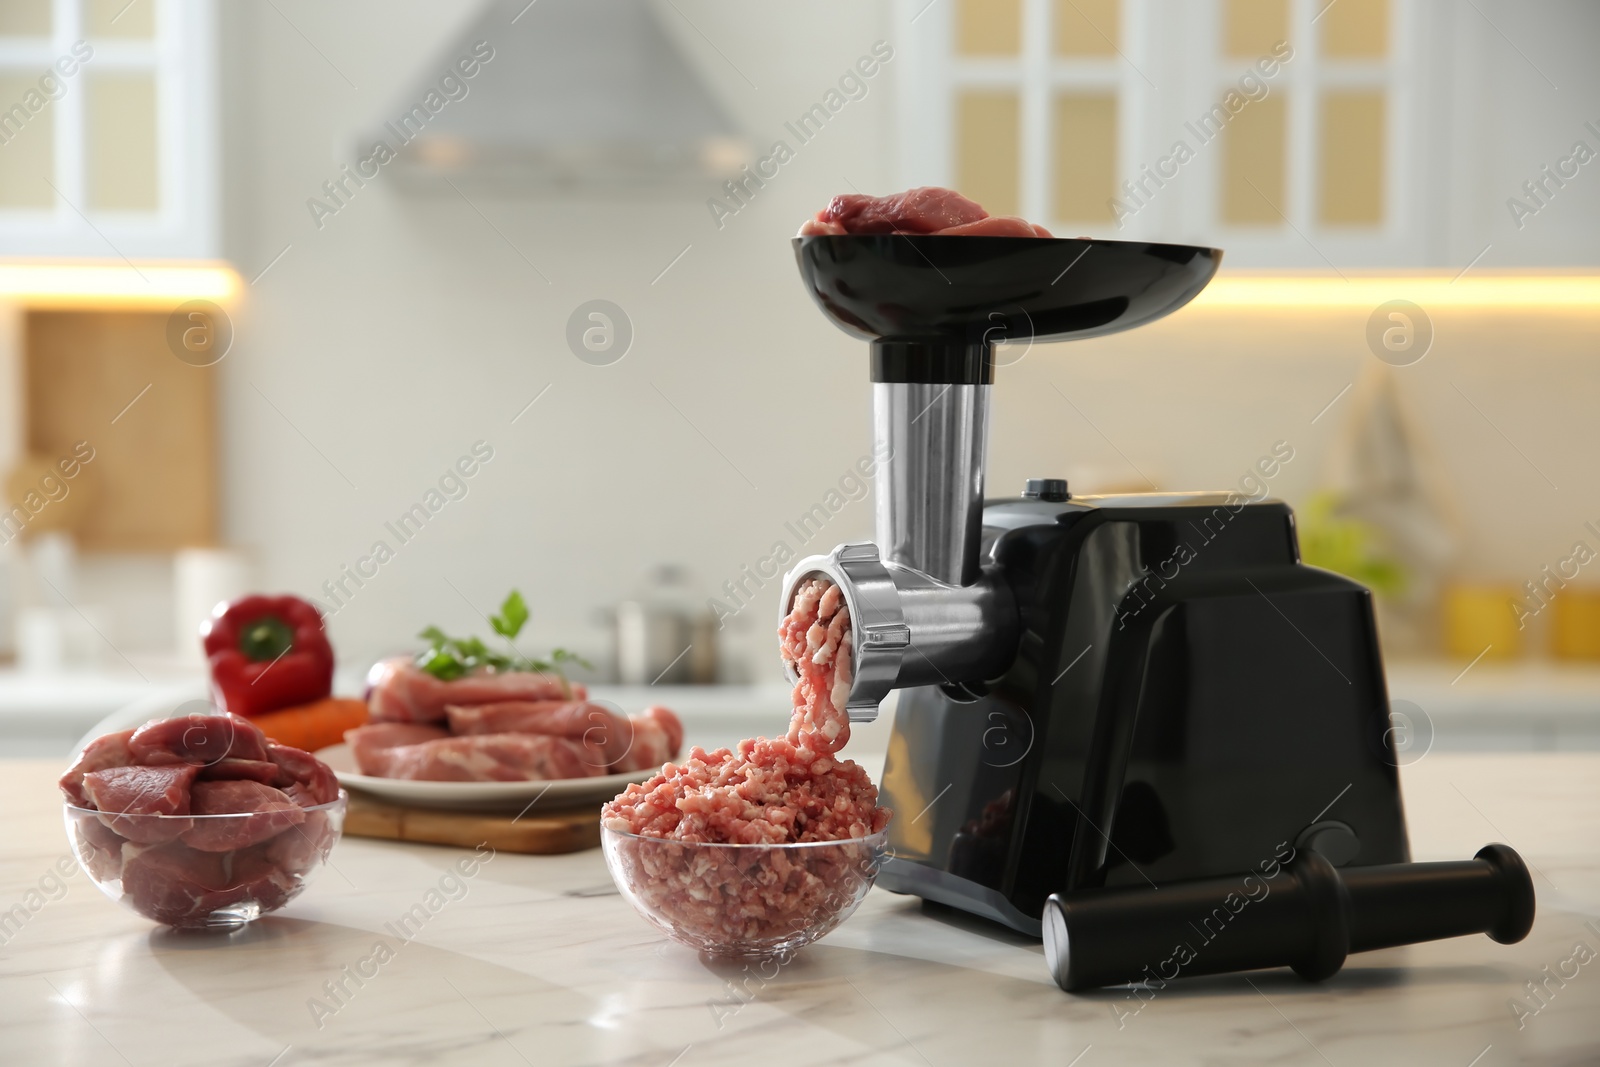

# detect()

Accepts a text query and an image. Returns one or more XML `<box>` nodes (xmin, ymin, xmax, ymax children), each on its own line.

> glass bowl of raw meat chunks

<box><xmin>61</xmin><ymin>710</ymin><xmax>346</xmax><ymax>929</ymax></box>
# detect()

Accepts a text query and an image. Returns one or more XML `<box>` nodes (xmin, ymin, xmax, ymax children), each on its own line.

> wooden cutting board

<box><xmin>343</xmin><ymin>792</ymin><xmax>601</xmax><ymax>854</ymax></box>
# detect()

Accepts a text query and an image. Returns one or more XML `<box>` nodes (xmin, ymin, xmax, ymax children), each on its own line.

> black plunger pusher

<box><xmin>778</xmin><ymin>234</ymin><xmax>1534</xmax><ymax>991</ymax></box>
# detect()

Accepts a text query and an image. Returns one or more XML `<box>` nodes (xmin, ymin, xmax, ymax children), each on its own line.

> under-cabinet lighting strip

<box><xmin>0</xmin><ymin>262</ymin><xmax>240</xmax><ymax>307</ymax></box>
<box><xmin>1194</xmin><ymin>273</ymin><xmax>1600</xmax><ymax>309</ymax></box>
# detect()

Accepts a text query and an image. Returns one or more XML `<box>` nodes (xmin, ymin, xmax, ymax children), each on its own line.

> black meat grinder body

<box><xmin>876</xmin><ymin>493</ymin><xmax>1409</xmax><ymax>935</ymax></box>
<box><xmin>783</xmin><ymin>233</ymin><xmax>1409</xmax><ymax>938</ymax></box>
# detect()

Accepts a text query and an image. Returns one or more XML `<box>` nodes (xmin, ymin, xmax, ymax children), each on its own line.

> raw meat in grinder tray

<box><xmin>797</xmin><ymin>186</ymin><xmax>1053</xmax><ymax>237</ymax></box>
<box><xmin>60</xmin><ymin>712</ymin><xmax>340</xmax><ymax>926</ymax></box>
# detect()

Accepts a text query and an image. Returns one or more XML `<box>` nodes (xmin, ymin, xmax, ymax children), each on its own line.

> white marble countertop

<box><xmin>2</xmin><ymin>752</ymin><xmax>1599</xmax><ymax>1066</ymax></box>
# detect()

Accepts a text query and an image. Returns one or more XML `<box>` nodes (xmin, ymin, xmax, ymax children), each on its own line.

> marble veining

<box><xmin>2</xmin><ymin>753</ymin><xmax>1597</xmax><ymax>1066</ymax></box>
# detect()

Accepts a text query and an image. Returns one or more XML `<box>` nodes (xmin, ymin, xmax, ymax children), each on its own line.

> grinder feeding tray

<box><xmin>780</xmin><ymin>227</ymin><xmax>1532</xmax><ymax>988</ymax></box>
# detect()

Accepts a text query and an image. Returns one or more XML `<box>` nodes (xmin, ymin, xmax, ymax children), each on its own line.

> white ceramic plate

<box><xmin>314</xmin><ymin>743</ymin><xmax>652</xmax><ymax>812</ymax></box>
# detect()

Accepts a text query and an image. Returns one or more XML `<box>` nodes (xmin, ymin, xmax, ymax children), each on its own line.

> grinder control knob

<box><xmin>1023</xmin><ymin>478</ymin><xmax>1070</xmax><ymax>502</ymax></box>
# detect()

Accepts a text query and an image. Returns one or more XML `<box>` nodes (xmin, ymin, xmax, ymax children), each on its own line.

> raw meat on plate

<box><xmin>446</xmin><ymin>700</ymin><xmax>632</xmax><ymax>765</ymax></box>
<box><xmin>611</xmin><ymin>705</ymin><xmax>685</xmax><ymax>774</ymax></box>
<box><xmin>344</xmin><ymin>721</ymin><xmax>450</xmax><ymax>775</ymax></box>
<box><xmin>446</xmin><ymin>700</ymin><xmax>684</xmax><ymax>772</ymax></box>
<box><xmin>345</xmin><ymin>700</ymin><xmax>685</xmax><ymax>781</ymax></box>
<box><xmin>369</xmin><ymin>732</ymin><xmax>607</xmax><ymax>782</ymax></box>
<box><xmin>365</xmin><ymin>656</ymin><xmax>584</xmax><ymax>724</ymax></box>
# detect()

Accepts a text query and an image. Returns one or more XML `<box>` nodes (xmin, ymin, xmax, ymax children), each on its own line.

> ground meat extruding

<box><xmin>603</xmin><ymin>576</ymin><xmax>889</xmax><ymax>845</ymax></box>
<box><xmin>779</xmin><ymin>578</ymin><xmax>853</xmax><ymax>756</ymax></box>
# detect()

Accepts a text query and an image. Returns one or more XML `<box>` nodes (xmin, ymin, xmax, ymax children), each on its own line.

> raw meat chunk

<box><xmin>446</xmin><ymin>700</ymin><xmax>629</xmax><ymax>767</ymax></box>
<box><xmin>266</xmin><ymin>809</ymin><xmax>337</xmax><ymax>878</ymax></box>
<box><xmin>183</xmin><ymin>780</ymin><xmax>307</xmax><ymax>852</ymax></box>
<box><xmin>225</xmin><ymin>844</ymin><xmax>300</xmax><ymax>915</ymax></box>
<box><xmin>83</xmin><ymin>764</ymin><xmax>199</xmax><ymax>844</ymax></box>
<box><xmin>62</xmin><ymin>713</ymin><xmax>344</xmax><ymax>927</ymax></box>
<box><xmin>344</xmin><ymin>722</ymin><xmax>451</xmax><ymax>775</ymax></box>
<box><xmin>118</xmin><ymin>842</ymin><xmax>298</xmax><ymax>926</ymax></box>
<box><xmin>129</xmin><ymin>713</ymin><xmax>269</xmax><ymax>767</ymax></box>
<box><xmin>118</xmin><ymin>843</ymin><xmax>234</xmax><ymax>925</ymax></box>
<box><xmin>798</xmin><ymin>187</ymin><xmax>1053</xmax><ymax>237</ymax></box>
<box><xmin>353</xmin><ymin>699</ymin><xmax>681</xmax><ymax>780</ymax></box>
<box><xmin>611</xmin><ymin>706</ymin><xmax>685</xmax><ymax>774</ymax></box>
<box><xmin>267</xmin><ymin>743</ymin><xmax>341</xmax><ymax>807</ymax></box>
<box><xmin>939</xmin><ymin>215</ymin><xmax>1054</xmax><ymax>236</ymax></box>
<box><xmin>59</xmin><ymin>728</ymin><xmax>135</xmax><ymax>807</ymax></box>
<box><xmin>373</xmin><ymin>733</ymin><xmax>607</xmax><ymax>782</ymax></box>
<box><xmin>365</xmin><ymin>657</ymin><xmax>584</xmax><ymax>724</ymax></box>
<box><xmin>72</xmin><ymin>812</ymin><xmax>127</xmax><ymax>881</ymax></box>
<box><xmin>197</xmin><ymin>759</ymin><xmax>282</xmax><ymax>784</ymax></box>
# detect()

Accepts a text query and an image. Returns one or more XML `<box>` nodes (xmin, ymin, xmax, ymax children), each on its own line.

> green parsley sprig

<box><xmin>416</xmin><ymin>590</ymin><xmax>591</xmax><ymax>681</ymax></box>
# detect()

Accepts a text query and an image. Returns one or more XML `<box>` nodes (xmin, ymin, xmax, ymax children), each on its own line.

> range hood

<box><xmin>366</xmin><ymin>0</ymin><xmax>748</xmax><ymax>191</ymax></box>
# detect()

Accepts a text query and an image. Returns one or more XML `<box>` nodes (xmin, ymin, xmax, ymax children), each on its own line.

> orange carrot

<box><xmin>251</xmin><ymin>697</ymin><xmax>369</xmax><ymax>753</ymax></box>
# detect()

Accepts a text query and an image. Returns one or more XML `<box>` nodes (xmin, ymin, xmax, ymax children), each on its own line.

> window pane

<box><xmin>956</xmin><ymin>0</ymin><xmax>1021</xmax><ymax>57</ymax></box>
<box><xmin>87</xmin><ymin>0</ymin><xmax>157</xmax><ymax>39</ymax></box>
<box><xmin>1318</xmin><ymin>90</ymin><xmax>1384</xmax><ymax>223</ymax></box>
<box><xmin>87</xmin><ymin>74</ymin><xmax>160</xmax><ymax>211</ymax></box>
<box><xmin>956</xmin><ymin>90</ymin><xmax>1020</xmax><ymax>216</ymax></box>
<box><xmin>0</xmin><ymin>0</ymin><xmax>51</xmax><ymax>36</ymax></box>
<box><xmin>0</xmin><ymin>75</ymin><xmax>54</xmax><ymax>208</ymax></box>
<box><xmin>1321</xmin><ymin>0</ymin><xmax>1388</xmax><ymax>58</ymax></box>
<box><xmin>1220</xmin><ymin>93</ymin><xmax>1286</xmax><ymax>224</ymax></box>
<box><xmin>1224</xmin><ymin>0</ymin><xmax>1287</xmax><ymax>57</ymax></box>
<box><xmin>1053</xmin><ymin>93</ymin><xmax>1117</xmax><ymax>220</ymax></box>
<box><xmin>1054</xmin><ymin>0</ymin><xmax>1119</xmax><ymax>57</ymax></box>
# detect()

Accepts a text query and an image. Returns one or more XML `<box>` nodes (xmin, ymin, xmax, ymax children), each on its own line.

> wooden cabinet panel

<box><xmin>24</xmin><ymin>310</ymin><xmax>216</xmax><ymax>550</ymax></box>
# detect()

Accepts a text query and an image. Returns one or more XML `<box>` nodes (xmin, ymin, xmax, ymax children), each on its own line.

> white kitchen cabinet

<box><xmin>896</xmin><ymin>0</ymin><xmax>1589</xmax><ymax>268</ymax></box>
<box><xmin>0</xmin><ymin>0</ymin><xmax>217</xmax><ymax>258</ymax></box>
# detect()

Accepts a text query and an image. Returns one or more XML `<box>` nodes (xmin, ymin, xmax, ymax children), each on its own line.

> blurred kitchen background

<box><xmin>1</xmin><ymin>0</ymin><xmax>1598</xmax><ymax>755</ymax></box>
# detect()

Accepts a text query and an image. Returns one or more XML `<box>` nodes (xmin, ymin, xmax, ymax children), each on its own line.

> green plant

<box><xmin>416</xmin><ymin>590</ymin><xmax>591</xmax><ymax>680</ymax></box>
<box><xmin>1298</xmin><ymin>491</ymin><xmax>1406</xmax><ymax>597</ymax></box>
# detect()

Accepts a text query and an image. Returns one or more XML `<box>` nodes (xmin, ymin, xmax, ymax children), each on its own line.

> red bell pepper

<box><xmin>202</xmin><ymin>595</ymin><xmax>334</xmax><ymax>718</ymax></box>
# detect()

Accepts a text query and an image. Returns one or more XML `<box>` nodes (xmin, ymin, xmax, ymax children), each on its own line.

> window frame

<box><xmin>0</xmin><ymin>0</ymin><xmax>218</xmax><ymax>259</ymax></box>
<box><xmin>896</xmin><ymin>0</ymin><xmax>1437</xmax><ymax>267</ymax></box>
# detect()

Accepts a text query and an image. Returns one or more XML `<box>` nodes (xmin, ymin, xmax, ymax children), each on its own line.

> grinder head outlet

<box><xmin>779</xmin><ymin>542</ymin><xmax>1019</xmax><ymax>719</ymax></box>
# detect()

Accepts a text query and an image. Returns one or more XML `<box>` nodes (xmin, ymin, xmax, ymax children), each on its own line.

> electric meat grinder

<box><xmin>778</xmin><ymin>236</ymin><xmax>1533</xmax><ymax>979</ymax></box>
